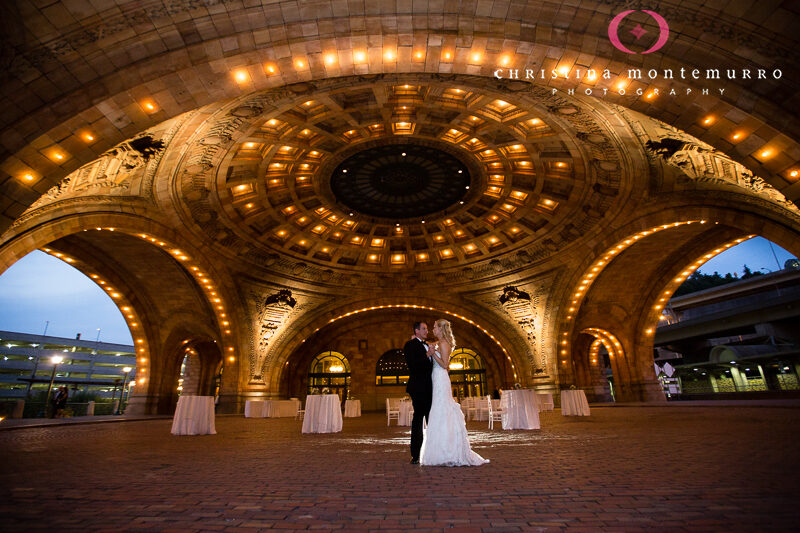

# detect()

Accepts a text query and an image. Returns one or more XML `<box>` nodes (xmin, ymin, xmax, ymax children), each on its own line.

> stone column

<box><xmin>709</xmin><ymin>373</ymin><xmax>719</xmax><ymax>392</ymax></box>
<box><xmin>757</xmin><ymin>365</ymin><xmax>769</xmax><ymax>390</ymax></box>
<box><xmin>730</xmin><ymin>367</ymin><xmax>746</xmax><ymax>390</ymax></box>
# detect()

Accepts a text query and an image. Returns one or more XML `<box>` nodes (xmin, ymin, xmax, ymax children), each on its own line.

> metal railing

<box><xmin>0</xmin><ymin>400</ymin><xmax>127</xmax><ymax>419</ymax></box>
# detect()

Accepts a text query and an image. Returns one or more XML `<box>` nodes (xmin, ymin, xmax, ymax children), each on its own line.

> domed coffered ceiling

<box><xmin>167</xmin><ymin>73</ymin><xmax>635</xmax><ymax>278</ymax></box>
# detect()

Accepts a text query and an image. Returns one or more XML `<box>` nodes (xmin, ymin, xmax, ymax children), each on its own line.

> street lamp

<box><xmin>117</xmin><ymin>366</ymin><xmax>132</xmax><ymax>414</ymax></box>
<box><xmin>126</xmin><ymin>380</ymin><xmax>136</xmax><ymax>405</ymax></box>
<box><xmin>44</xmin><ymin>355</ymin><xmax>64</xmax><ymax>418</ymax></box>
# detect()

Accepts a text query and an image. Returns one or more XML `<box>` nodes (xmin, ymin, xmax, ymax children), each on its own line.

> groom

<box><xmin>404</xmin><ymin>321</ymin><xmax>433</xmax><ymax>464</ymax></box>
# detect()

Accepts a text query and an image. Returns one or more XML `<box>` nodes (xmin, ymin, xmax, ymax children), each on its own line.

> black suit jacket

<box><xmin>404</xmin><ymin>337</ymin><xmax>433</xmax><ymax>397</ymax></box>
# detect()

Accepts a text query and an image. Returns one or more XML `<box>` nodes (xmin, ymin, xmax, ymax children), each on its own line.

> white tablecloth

<box><xmin>264</xmin><ymin>399</ymin><xmax>300</xmax><ymax>417</ymax></box>
<box><xmin>344</xmin><ymin>399</ymin><xmax>361</xmax><ymax>417</ymax></box>
<box><xmin>537</xmin><ymin>393</ymin><xmax>554</xmax><ymax>411</ymax></box>
<box><xmin>244</xmin><ymin>399</ymin><xmax>299</xmax><ymax>417</ymax></box>
<box><xmin>502</xmin><ymin>389</ymin><xmax>540</xmax><ymax>430</ymax></box>
<box><xmin>398</xmin><ymin>400</ymin><xmax>413</xmax><ymax>426</ymax></box>
<box><xmin>561</xmin><ymin>390</ymin><xmax>591</xmax><ymax>416</ymax></box>
<box><xmin>171</xmin><ymin>395</ymin><xmax>216</xmax><ymax>435</ymax></box>
<box><xmin>244</xmin><ymin>400</ymin><xmax>266</xmax><ymax>418</ymax></box>
<box><xmin>302</xmin><ymin>394</ymin><xmax>343</xmax><ymax>433</ymax></box>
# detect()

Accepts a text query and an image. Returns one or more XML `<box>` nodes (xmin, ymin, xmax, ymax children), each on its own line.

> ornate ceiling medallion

<box><xmin>330</xmin><ymin>143</ymin><xmax>470</xmax><ymax>219</ymax></box>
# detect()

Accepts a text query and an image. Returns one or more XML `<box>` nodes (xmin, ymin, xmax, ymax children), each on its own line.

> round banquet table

<box><xmin>561</xmin><ymin>389</ymin><xmax>589</xmax><ymax>416</ymax></box>
<box><xmin>343</xmin><ymin>399</ymin><xmax>361</xmax><ymax>417</ymax></box>
<box><xmin>398</xmin><ymin>400</ymin><xmax>413</xmax><ymax>426</ymax></box>
<box><xmin>302</xmin><ymin>394</ymin><xmax>343</xmax><ymax>433</ymax></box>
<box><xmin>171</xmin><ymin>395</ymin><xmax>216</xmax><ymax>435</ymax></box>
<box><xmin>501</xmin><ymin>389</ymin><xmax>541</xmax><ymax>430</ymax></box>
<box><xmin>560</xmin><ymin>389</ymin><xmax>591</xmax><ymax>416</ymax></box>
<box><xmin>536</xmin><ymin>393</ymin><xmax>555</xmax><ymax>411</ymax></box>
<box><xmin>264</xmin><ymin>399</ymin><xmax>301</xmax><ymax>417</ymax></box>
<box><xmin>244</xmin><ymin>400</ymin><xmax>266</xmax><ymax>418</ymax></box>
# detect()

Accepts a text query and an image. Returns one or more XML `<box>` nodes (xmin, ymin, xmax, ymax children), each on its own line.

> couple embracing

<box><xmin>403</xmin><ymin>319</ymin><xmax>489</xmax><ymax>466</ymax></box>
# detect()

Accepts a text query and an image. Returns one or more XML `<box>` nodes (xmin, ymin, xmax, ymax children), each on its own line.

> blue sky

<box><xmin>0</xmin><ymin>251</ymin><xmax>133</xmax><ymax>345</ymax></box>
<box><xmin>695</xmin><ymin>236</ymin><xmax>794</xmax><ymax>275</ymax></box>
<box><xmin>0</xmin><ymin>237</ymin><xmax>795</xmax><ymax>344</ymax></box>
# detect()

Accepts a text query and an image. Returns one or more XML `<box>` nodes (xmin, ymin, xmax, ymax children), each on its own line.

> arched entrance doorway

<box><xmin>173</xmin><ymin>339</ymin><xmax>223</xmax><ymax>407</ymax></box>
<box><xmin>573</xmin><ymin>328</ymin><xmax>624</xmax><ymax>403</ymax></box>
<box><xmin>375</xmin><ymin>349</ymin><xmax>408</xmax><ymax>386</ymax></box>
<box><xmin>307</xmin><ymin>351</ymin><xmax>351</xmax><ymax>400</ymax></box>
<box><xmin>449</xmin><ymin>348</ymin><xmax>487</xmax><ymax>399</ymax></box>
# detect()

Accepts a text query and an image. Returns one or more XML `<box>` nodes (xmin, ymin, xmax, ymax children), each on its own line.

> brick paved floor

<box><xmin>1</xmin><ymin>406</ymin><xmax>799</xmax><ymax>532</ymax></box>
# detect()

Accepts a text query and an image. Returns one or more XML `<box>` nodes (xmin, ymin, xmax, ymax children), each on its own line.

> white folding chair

<box><xmin>489</xmin><ymin>397</ymin><xmax>506</xmax><ymax>429</ymax></box>
<box><xmin>295</xmin><ymin>400</ymin><xmax>304</xmax><ymax>420</ymax></box>
<box><xmin>474</xmin><ymin>395</ymin><xmax>490</xmax><ymax>421</ymax></box>
<box><xmin>464</xmin><ymin>397</ymin><xmax>477</xmax><ymax>421</ymax></box>
<box><xmin>386</xmin><ymin>398</ymin><xmax>400</xmax><ymax>425</ymax></box>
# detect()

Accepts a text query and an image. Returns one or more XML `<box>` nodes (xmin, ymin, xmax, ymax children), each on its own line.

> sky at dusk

<box><xmin>695</xmin><ymin>236</ymin><xmax>794</xmax><ymax>275</ymax></box>
<box><xmin>0</xmin><ymin>237</ymin><xmax>795</xmax><ymax>345</ymax></box>
<box><xmin>0</xmin><ymin>250</ymin><xmax>133</xmax><ymax>345</ymax></box>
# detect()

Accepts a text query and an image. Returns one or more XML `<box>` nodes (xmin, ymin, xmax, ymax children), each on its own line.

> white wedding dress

<box><xmin>420</xmin><ymin>351</ymin><xmax>489</xmax><ymax>466</ymax></box>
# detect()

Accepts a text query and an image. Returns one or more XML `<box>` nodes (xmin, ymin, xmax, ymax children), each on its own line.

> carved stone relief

<box><xmin>466</xmin><ymin>273</ymin><xmax>560</xmax><ymax>378</ymax></box>
<box><xmin>645</xmin><ymin>137</ymin><xmax>800</xmax><ymax>215</ymax></box>
<box><xmin>20</xmin><ymin>113</ymin><xmax>189</xmax><ymax>223</ymax></box>
<box><xmin>28</xmin><ymin>133</ymin><xmax>163</xmax><ymax>210</ymax></box>
<box><xmin>247</xmin><ymin>288</ymin><xmax>299</xmax><ymax>383</ymax></box>
<box><xmin>497</xmin><ymin>285</ymin><xmax>548</xmax><ymax>375</ymax></box>
<box><xmin>616</xmin><ymin>105</ymin><xmax>799</xmax><ymax>218</ymax></box>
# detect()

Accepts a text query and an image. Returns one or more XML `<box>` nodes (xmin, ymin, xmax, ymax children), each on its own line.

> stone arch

<box><xmin>562</xmin><ymin>199</ymin><xmax>800</xmax><ymax>402</ymax></box>
<box><xmin>0</xmin><ymin>210</ymin><xmax>240</xmax><ymax>414</ymax></box>
<box><xmin>2</xmin><ymin>2</ymin><xmax>799</xmax><ymax>412</ymax></box>
<box><xmin>262</xmin><ymin>295</ymin><xmax>528</xmax><ymax>393</ymax></box>
<box><xmin>271</xmin><ymin>303</ymin><xmax>519</xmax><ymax>410</ymax></box>
<box><xmin>572</xmin><ymin>328</ymin><xmax>626</xmax><ymax>403</ymax></box>
<box><xmin>156</xmin><ymin>321</ymin><xmax>224</xmax><ymax>414</ymax></box>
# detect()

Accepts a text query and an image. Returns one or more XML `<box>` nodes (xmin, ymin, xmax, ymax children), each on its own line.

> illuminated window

<box><xmin>375</xmin><ymin>349</ymin><xmax>409</xmax><ymax>386</ymax></box>
<box><xmin>448</xmin><ymin>348</ymin><xmax>487</xmax><ymax>398</ymax></box>
<box><xmin>308</xmin><ymin>351</ymin><xmax>351</xmax><ymax>397</ymax></box>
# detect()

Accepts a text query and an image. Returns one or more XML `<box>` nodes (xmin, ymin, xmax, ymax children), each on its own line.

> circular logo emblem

<box><xmin>608</xmin><ymin>10</ymin><xmax>670</xmax><ymax>54</ymax></box>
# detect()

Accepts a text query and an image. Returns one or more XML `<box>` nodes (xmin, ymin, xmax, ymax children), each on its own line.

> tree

<box><xmin>673</xmin><ymin>264</ymin><xmax>765</xmax><ymax>296</ymax></box>
<box><xmin>741</xmin><ymin>264</ymin><xmax>764</xmax><ymax>280</ymax></box>
<box><xmin>673</xmin><ymin>271</ymin><xmax>738</xmax><ymax>296</ymax></box>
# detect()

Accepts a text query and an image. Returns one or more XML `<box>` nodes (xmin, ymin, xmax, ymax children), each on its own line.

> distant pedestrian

<box><xmin>53</xmin><ymin>386</ymin><xmax>68</xmax><ymax>418</ymax></box>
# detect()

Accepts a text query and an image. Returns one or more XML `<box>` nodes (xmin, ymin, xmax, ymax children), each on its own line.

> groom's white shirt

<box><xmin>416</xmin><ymin>336</ymin><xmax>431</xmax><ymax>360</ymax></box>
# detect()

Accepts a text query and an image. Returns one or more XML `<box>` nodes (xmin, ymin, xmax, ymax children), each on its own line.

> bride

<box><xmin>420</xmin><ymin>319</ymin><xmax>489</xmax><ymax>466</ymax></box>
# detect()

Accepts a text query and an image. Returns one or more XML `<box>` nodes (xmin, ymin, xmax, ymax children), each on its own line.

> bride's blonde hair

<box><xmin>435</xmin><ymin>319</ymin><xmax>456</xmax><ymax>349</ymax></box>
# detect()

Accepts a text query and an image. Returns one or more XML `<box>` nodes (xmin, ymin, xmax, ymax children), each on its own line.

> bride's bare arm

<box><xmin>432</xmin><ymin>340</ymin><xmax>451</xmax><ymax>369</ymax></box>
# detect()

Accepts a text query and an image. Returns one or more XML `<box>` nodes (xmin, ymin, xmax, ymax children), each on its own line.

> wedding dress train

<box><xmin>420</xmin><ymin>355</ymin><xmax>489</xmax><ymax>466</ymax></box>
